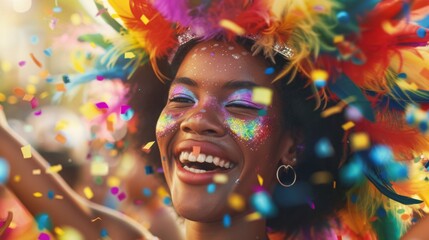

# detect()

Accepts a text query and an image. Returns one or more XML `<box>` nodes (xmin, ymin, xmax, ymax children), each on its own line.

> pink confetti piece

<box><xmin>49</xmin><ymin>18</ymin><xmax>58</xmax><ymax>30</ymax></box>
<box><xmin>30</xmin><ymin>97</ymin><xmax>39</xmax><ymax>109</ymax></box>
<box><xmin>18</xmin><ymin>61</ymin><xmax>26</xmax><ymax>67</ymax></box>
<box><xmin>34</xmin><ymin>110</ymin><xmax>42</xmax><ymax>116</ymax></box>
<box><xmin>120</xmin><ymin>105</ymin><xmax>131</xmax><ymax>114</ymax></box>
<box><xmin>96</xmin><ymin>75</ymin><xmax>104</xmax><ymax>81</ymax></box>
<box><xmin>95</xmin><ymin>102</ymin><xmax>109</xmax><ymax>109</ymax></box>
<box><xmin>117</xmin><ymin>192</ymin><xmax>126</xmax><ymax>201</ymax></box>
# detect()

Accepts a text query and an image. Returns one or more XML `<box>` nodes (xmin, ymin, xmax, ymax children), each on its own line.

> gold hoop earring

<box><xmin>276</xmin><ymin>165</ymin><xmax>296</xmax><ymax>187</ymax></box>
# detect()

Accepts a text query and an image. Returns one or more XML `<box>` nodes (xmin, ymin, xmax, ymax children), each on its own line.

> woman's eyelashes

<box><xmin>226</xmin><ymin>100</ymin><xmax>262</xmax><ymax>110</ymax></box>
<box><xmin>169</xmin><ymin>95</ymin><xmax>195</xmax><ymax>104</ymax></box>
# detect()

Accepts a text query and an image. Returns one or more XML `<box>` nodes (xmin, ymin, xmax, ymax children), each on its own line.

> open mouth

<box><xmin>178</xmin><ymin>151</ymin><xmax>235</xmax><ymax>173</ymax></box>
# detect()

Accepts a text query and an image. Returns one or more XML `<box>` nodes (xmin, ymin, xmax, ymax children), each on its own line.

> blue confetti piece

<box><xmin>207</xmin><ymin>183</ymin><xmax>216</xmax><ymax>194</ymax></box>
<box><xmin>104</xmin><ymin>142</ymin><xmax>115</xmax><ymax>149</ymax></box>
<box><xmin>264</xmin><ymin>67</ymin><xmax>275</xmax><ymax>75</ymax></box>
<box><xmin>120</xmin><ymin>108</ymin><xmax>134</xmax><ymax>121</ymax></box>
<box><xmin>223</xmin><ymin>214</ymin><xmax>231</xmax><ymax>228</ymax></box>
<box><xmin>339</xmin><ymin>157</ymin><xmax>364</xmax><ymax>185</ymax></box>
<box><xmin>100</xmin><ymin>228</ymin><xmax>108</xmax><ymax>237</ymax></box>
<box><xmin>314</xmin><ymin>79</ymin><xmax>327</xmax><ymax>88</ymax></box>
<box><xmin>145</xmin><ymin>166</ymin><xmax>154</xmax><ymax>175</ymax></box>
<box><xmin>397</xmin><ymin>72</ymin><xmax>407</xmax><ymax>79</ymax></box>
<box><xmin>315</xmin><ymin>138</ymin><xmax>334</xmax><ymax>158</ymax></box>
<box><xmin>386</xmin><ymin>163</ymin><xmax>408</xmax><ymax>181</ymax></box>
<box><xmin>53</xmin><ymin>6</ymin><xmax>62</xmax><ymax>13</ymax></box>
<box><xmin>369</xmin><ymin>145</ymin><xmax>393</xmax><ymax>166</ymax></box>
<box><xmin>31</xmin><ymin>35</ymin><xmax>39</xmax><ymax>45</ymax></box>
<box><xmin>0</xmin><ymin>158</ymin><xmax>10</xmax><ymax>184</ymax></box>
<box><xmin>417</xmin><ymin>28</ymin><xmax>427</xmax><ymax>38</ymax></box>
<box><xmin>43</xmin><ymin>48</ymin><xmax>52</xmax><ymax>57</ymax></box>
<box><xmin>376</xmin><ymin>207</ymin><xmax>387</xmax><ymax>218</ymax></box>
<box><xmin>418</xmin><ymin>121</ymin><xmax>428</xmax><ymax>133</ymax></box>
<box><xmin>36</xmin><ymin>213</ymin><xmax>52</xmax><ymax>231</ymax></box>
<box><xmin>62</xmin><ymin>75</ymin><xmax>70</xmax><ymax>84</ymax></box>
<box><xmin>250</xmin><ymin>191</ymin><xmax>277</xmax><ymax>217</ymax></box>
<box><xmin>47</xmin><ymin>190</ymin><xmax>55</xmax><ymax>199</ymax></box>
<box><xmin>163</xmin><ymin>196</ymin><xmax>172</xmax><ymax>205</ymax></box>
<box><xmin>46</xmin><ymin>77</ymin><xmax>54</xmax><ymax>83</ymax></box>
<box><xmin>142</xmin><ymin>188</ymin><xmax>152</xmax><ymax>197</ymax></box>
<box><xmin>337</xmin><ymin>11</ymin><xmax>350</xmax><ymax>24</ymax></box>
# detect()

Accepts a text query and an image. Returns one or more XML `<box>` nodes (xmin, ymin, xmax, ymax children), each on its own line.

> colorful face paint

<box><xmin>225</xmin><ymin>117</ymin><xmax>271</xmax><ymax>146</ymax></box>
<box><xmin>156</xmin><ymin>112</ymin><xmax>178</xmax><ymax>138</ymax></box>
<box><xmin>169</xmin><ymin>85</ymin><xmax>197</xmax><ymax>102</ymax></box>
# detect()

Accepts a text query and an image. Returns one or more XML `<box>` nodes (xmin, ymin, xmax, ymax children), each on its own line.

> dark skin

<box><xmin>156</xmin><ymin>40</ymin><xmax>297</xmax><ymax>240</ymax></box>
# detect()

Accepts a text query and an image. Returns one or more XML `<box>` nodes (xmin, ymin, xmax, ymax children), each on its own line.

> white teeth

<box><xmin>178</xmin><ymin>151</ymin><xmax>234</xmax><ymax>169</ymax></box>
<box><xmin>183</xmin><ymin>165</ymin><xmax>207</xmax><ymax>174</ymax></box>
<box><xmin>205</xmin><ymin>155</ymin><xmax>213</xmax><ymax>163</ymax></box>
<box><xmin>188</xmin><ymin>153</ymin><xmax>197</xmax><ymax>162</ymax></box>
<box><xmin>213</xmin><ymin>157</ymin><xmax>220</xmax><ymax>165</ymax></box>
<box><xmin>197</xmin><ymin>154</ymin><xmax>206</xmax><ymax>163</ymax></box>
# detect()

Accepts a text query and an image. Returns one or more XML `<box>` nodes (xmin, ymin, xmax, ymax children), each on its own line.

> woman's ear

<box><xmin>279</xmin><ymin>131</ymin><xmax>302</xmax><ymax>167</ymax></box>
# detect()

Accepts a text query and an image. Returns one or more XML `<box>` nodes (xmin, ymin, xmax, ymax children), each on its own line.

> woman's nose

<box><xmin>180</xmin><ymin>106</ymin><xmax>226</xmax><ymax>137</ymax></box>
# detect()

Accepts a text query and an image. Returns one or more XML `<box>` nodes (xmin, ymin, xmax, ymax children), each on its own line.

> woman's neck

<box><xmin>185</xmin><ymin>215</ymin><xmax>268</xmax><ymax>240</ymax></box>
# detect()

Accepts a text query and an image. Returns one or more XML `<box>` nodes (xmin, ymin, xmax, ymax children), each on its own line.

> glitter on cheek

<box><xmin>156</xmin><ymin>112</ymin><xmax>180</xmax><ymax>138</ymax></box>
<box><xmin>225</xmin><ymin>116</ymin><xmax>271</xmax><ymax>147</ymax></box>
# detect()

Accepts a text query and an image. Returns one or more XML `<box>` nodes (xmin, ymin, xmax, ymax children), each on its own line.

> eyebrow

<box><xmin>172</xmin><ymin>77</ymin><xmax>259</xmax><ymax>89</ymax></box>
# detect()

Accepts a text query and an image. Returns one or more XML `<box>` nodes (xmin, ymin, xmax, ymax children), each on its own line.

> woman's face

<box><xmin>156</xmin><ymin>40</ymin><xmax>293</xmax><ymax>222</ymax></box>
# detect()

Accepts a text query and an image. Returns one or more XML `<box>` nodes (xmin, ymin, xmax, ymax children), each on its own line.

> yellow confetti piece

<box><xmin>13</xmin><ymin>175</ymin><xmax>21</xmax><ymax>182</ymax></box>
<box><xmin>157</xmin><ymin>186</ymin><xmax>170</xmax><ymax>198</ymax></box>
<box><xmin>245</xmin><ymin>212</ymin><xmax>262</xmax><ymax>221</ymax></box>
<box><xmin>39</xmin><ymin>69</ymin><xmax>50</xmax><ymax>79</ymax></box>
<box><xmin>7</xmin><ymin>96</ymin><xmax>18</xmax><ymax>104</ymax></box>
<box><xmin>33</xmin><ymin>192</ymin><xmax>43</xmax><ymax>197</ymax></box>
<box><xmin>70</xmin><ymin>13</ymin><xmax>82</xmax><ymax>25</ymax></box>
<box><xmin>1</xmin><ymin>61</ymin><xmax>12</xmax><ymax>72</ymax></box>
<box><xmin>57</xmin><ymin>227</ymin><xmax>84</xmax><ymax>240</ymax></box>
<box><xmin>21</xmin><ymin>145</ymin><xmax>32</xmax><ymax>159</ymax></box>
<box><xmin>9</xmin><ymin>222</ymin><xmax>17</xmax><ymax>229</ymax></box>
<box><xmin>213</xmin><ymin>173</ymin><xmax>228</xmax><ymax>184</ymax></box>
<box><xmin>107</xmin><ymin>176</ymin><xmax>120</xmax><ymax>187</ymax></box>
<box><xmin>321</xmin><ymin>106</ymin><xmax>343</xmax><ymax>118</ymax></box>
<box><xmin>142</xmin><ymin>141</ymin><xmax>155</xmax><ymax>153</ymax></box>
<box><xmin>26</xmin><ymin>84</ymin><xmax>37</xmax><ymax>94</ymax></box>
<box><xmin>219</xmin><ymin>19</ymin><xmax>245</xmax><ymax>35</ymax></box>
<box><xmin>72</xmin><ymin>56</ymin><xmax>85</xmax><ymax>73</ymax></box>
<box><xmin>39</xmin><ymin>91</ymin><xmax>49</xmax><ymax>99</ymax></box>
<box><xmin>311</xmin><ymin>69</ymin><xmax>328</xmax><ymax>81</ymax></box>
<box><xmin>55</xmin><ymin>227</ymin><xmax>65</xmax><ymax>236</ymax></box>
<box><xmin>124</xmin><ymin>52</ymin><xmax>136</xmax><ymax>59</ymax></box>
<box><xmin>397</xmin><ymin>81</ymin><xmax>418</xmax><ymax>91</ymax></box>
<box><xmin>83</xmin><ymin>187</ymin><xmax>94</xmax><ymax>199</ymax></box>
<box><xmin>257</xmin><ymin>174</ymin><xmax>263</xmax><ymax>186</ymax></box>
<box><xmin>90</xmin><ymin>162</ymin><xmax>109</xmax><ymax>176</ymax></box>
<box><xmin>22</xmin><ymin>94</ymin><xmax>34</xmax><ymax>101</ymax></box>
<box><xmin>333</xmin><ymin>35</ymin><xmax>344</xmax><ymax>43</ymax></box>
<box><xmin>55</xmin><ymin>120</ymin><xmax>69</xmax><ymax>131</ymax></box>
<box><xmin>252</xmin><ymin>87</ymin><xmax>273</xmax><ymax>105</ymax></box>
<box><xmin>228</xmin><ymin>193</ymin><xmax>245</xmax><ymax>211</ymax></box>
<box><xmin>55</xmin><ymin>195</ymin><xmax>64</xmax><ymax>200</ymax></box>
<box><xmin>29</xmin><ymin>75</ymin><xmax>39</xmax><ymax>84</ymax></box>
<box><xmin>79</xmin><ymin>103</ymin><xmax>102</xmax><ymax>120</ymax></box>
<box><xmin>333</xmin><ymin>181</ymin><xmax>336</xmax><ymax>189</ymax></box>
<box><xmin>109</xmin><ymin>149</ymin><xmax>118</xmax><ymax>157</ymax></box>
<box><xmin>310</xmin><ymin>171</ymin><xmax>333</xmax><ymax>184</ymax></box>
<box><xmin>342</xmin><ymin>121</ymin><xmax>355</xmax><ymax>131</ymax></box>
<box><xmin>350</xmin><ymin>132</ymin><xmax>370</xmax><ymax>151</ymax></box>
<box><xmin>107</xmin><ymin>114</ymin><xmax>116</xmax><ymax>132</ymax></box>
<box><xmin>0</xmin><ymin>93</ymin><xmax>6</xmax><ymax>102</ymax></box>
<box><xmin>381</xmin><ymin>20</ymin><xmax>397</xmax><ymax>35</ymax></box>
<box><xmin>140</xmin><ymin>14</ymin><xmax>150</xmax><ymax>25</ymax></box>
<box><xmin>46</xmin><ymin>164</ymin><xmax>63</xmax><ymax>174</ymax></box>
<box><xmin>32</xmin><ymin>169</ymin><xmax>41</xmax><ymax>175</ymax></box>
<box><xmin>55</xmin><ymin>133</ymin><xmax>67</xmax><ymax>144</ymax></box>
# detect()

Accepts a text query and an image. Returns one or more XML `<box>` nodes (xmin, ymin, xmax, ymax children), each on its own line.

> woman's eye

<box><xmin>226</xmin><ymin>102</ymin><xmax>261</xmax><ymax>110</ymax></box>
<box><xmin>169</xmin><ymin>96</ymin><xmax>195</xmax><ymax>104</ymax></box>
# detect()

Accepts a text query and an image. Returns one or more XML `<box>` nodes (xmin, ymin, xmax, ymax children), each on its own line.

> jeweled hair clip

<box><xmin>177</xmin><ymin>29</ymin><xmax>294</xmax><ymax>59</ymax></box>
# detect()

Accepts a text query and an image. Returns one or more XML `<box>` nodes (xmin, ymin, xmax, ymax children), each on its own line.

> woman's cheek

<box><xmin>156</xmin><ymin>112</ymin><xmax>182</xmax><ymax>138</ymax></box>
<box><xmin>225</xmin><ymin>115</ymin><xmax>272</xmax><ymax>150</ymax></box>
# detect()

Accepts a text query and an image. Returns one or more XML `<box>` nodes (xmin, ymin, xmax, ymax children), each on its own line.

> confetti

<box><xmin>83</xmin><ymin>187</ymin><xmax>94</xmax><ymax>199</ymax></box>
<box><xmin>13</xmin><ymin>87</ymin><xmax>26</xmax><ymax>97</ymax></box>
<box><xmin>142</xmin><ymin>141</ymin><xmax>155</xmax><ymax>153</ymax></box>
<box><xmin>30</xmin><ymin>53</ymin><xmax>43</xmax><ymax>68</ymax></box>
<box><xmin>79</xmin><ymin>103</ymin><xmax>102</xmax><ymax>120</ymax></box>
<box><xmin>55</xmin><ymin>120</ymin><xmax>69</xmax><ymax>131</ymax></box>
<box><xmin>336</xmin><ymin>11</ymin><xmax>350</xmax><ymax>24</ymax></box>
<box><xmin>62</xmin><ymin>75</ymin><xmax>70</xmax><ymax>84</ymax></box>
<box><xmin>342</xmin><ymin>121</ymin><xmax>355</xmax><ymax>130</ymax></box>
<box><xmin>315</xmin><ymin>138</ymin><xmax>334</xmax><ymax>158</ymax></box>
<box><xmin>245</xmin><ymin>212</ymin><xmax>262</xmax><ymax>221</ymax></box>
<box><xmin>120</xmin><ymin>108</ymin><xmax>134</xmax><ymax>121</ymax></box>
<box><xmin>47</xmin><ymin>190</ymin><xmax>55</xmax><ymax>199</ymax></box>
<box><xmin>350</xmin><ymin>132</ymin><xmax>370</xmax><ymax>151</ymax></box>
<box><xmin>36</xmin><ymin>213</ymin><xmax>52</xmax><ymax>231</ymax></box>
<box><xmin>53</xmin><ymin>6</ymin><xmax>62</xmax><ymax>13</ymax></box>
<box><xmin>142</xmin><ymin>188</ymin><xmax>152</xmax><ymax>197</ymax></box>
<box><xmin>124</xmin><ymin>52</ymin><xmax>136</xmax><ymax>59</ymax></box>
<box><xmin>95</xmin><ymin>8</ymin><xmax>108</xmax><ymax>17</ymax></box>
<box><xmin>95</xmin><ymin>102</ymin><xmax>109</xmax><ymax>109</ymax></box>
<box><xmin>34</xmin><ymin>192</ymin><xmax>43</xmax><ymax>197</ymax></box>
<box><xmin>46</xmin><ymin>164</ymin><xmax>63</xmax><ymax>174</ymax></box>
<box><xmin>55</xmin><ymin>83</ymin><xmax>66</xmax><ymax>92</ymax></box>
<box><xmin>192</xmin><ymin>146</ymin><xmax>201</xmax><ymax>156</ymax></box>
<box><xmin>30</xmin><ymin>97</ymin><xmax>39</xmax><ymax>109</ymax></box>
<box><xmin>0</xmin><ymin>158</ymin><xmax>10</xmax><ymax>184</ymax></box>
<box><xmin>223</xmin><ymin>214</ymin><xmax>232</xmax><ymax>228</ymax></box>
<box><xmin>219</xmin><ymin>19</ymin><xmax>245</xmax><ymax>35</ymax></box>
<box><xmin>43</xmin><ymin>48</ymin><xmax>52</xmax><ymax>57</ymax></box>
<box><xmin>117</xmin><ymin>192</ymin><xmax>126</xmax><ymax>201</ymax></box>
<box><xmin>257</xmin><ymin>174</ymin><xmax>263</xmax><ymax>186</ymax></box>
<box><xmin>207</xmin><ymin>183</ymin><xmax>216</xmax><ymax>194</ymax></box>
<box><xmin>345</xmin><ymin>105</ymin><xmax>363</xmax><ymax>121</ymax></box>
<box><xmin>91</xmin><ymin>217</ymin><xmax>102</xmax><ymax>222</ymax></box>
<box><xmin>57</xmin><ymin>227</ymin><xmax>84</xmax><ymax>240</ymax></box>
<box><xmin>55</xmin><ymin>133</ymin><xmax>67</xmax><ymax>144</ymax></box>
<box><xmin>228</xmin><ymin>193</ymin><xmax>245</xmax><ymax>211</ymax></box>
<box><xmin>311</xmin><ymin>69</ymin><xmax>328</xmax><ymax>88</ymax></box>
<box><xmin>54</xmin><ymin>227</ymin><xmax>64</xmax><ymax>235</ymax></box>
<box><xmin>264</xmin><ymin>67</ymin><xmax>275</xmax><ymax>75</ymax></box>
<box><xmin>18</xmin><ymin>61</ymin><xmax>26</xmax><ymax>67</ymax></box>
<box><xmin>110</xmin><ymin>186</ymin><xmax>119</xmax><ymax>195</ymax></box>
<box><xmin>310</xmin><ymin>171</ymin><xmax>333</xmax><ymax>185</ymax></box>
<box><xmin>33</xmin><ymin>169</ymin><xmax>42</xmax><ymax>175</ymax></box>
<box><xmin>38</xmin><ymin>232</ymin><xmax>50</xmax><ymax>240</ymax></box>
<box><xmin>91</xmin><ymin>162</ymin><xmax>109</xmax><ymax>176</ymax></box>
<box><xmin>96</xmin><ymin>75</ymin><xmax>104</xmax><ymax>81</ymax></box>
<box><xmin>107</xmin><ymin>176</ymin><xmax>120</xmax><ymax>187</ymax></box>
<box><xmin>100</xmin><ymin>228</ymin><xmax>108</xmax><ymax>237</ymax></box>
<box><xmin>140</xmin><ymin>14</ymin><xmax>150</xmax><ymax>25</ymax></box>
<box><xmin>30</xmin><ymin>35</ymin><xmax>39</xmax><ymax>44</ymax></box>
<box><xmin>0</xmin><ymin>93</ymin><xmax>6</xmax><ymax>102</ymax></box>
<box><xmin>251</xmin><ymin>87</ymin><xmax>273</xmax><ymax>106</ymax></box>
<box><xmin>163</xmin><ymin>196</ymin><xmax>172</xmax><ymax>205</ymax></box>
<box><xmin>145</xmin><ymin>166</ymin><xmax>154</xmax><ymax>175</ymax></box>
<box><xmin>213</xmin><ymin>173</ymin><xmax>228</xmax><ymax>184</ymax></box>
<box><xmin>417</xmin><ymin>28</ymin><xmax>427</xmax><ymax>38</ymax></box>
<box><xmin>250</xmin><ymin>191</ymin><xmax>277</xmax><ymax>217</ymax></box>
<box><xmin>21</xmin><ymin>145</ymin><xmax>32</xmax><ymax>159</ymax></box>
<box><xmin>369</xmin><ymin>145</ymin><xmax>392</xmax><ymax>165</ymax></box>
<box><xmin>107</xmin><ymin>114</ymin><xmax>116</xmax><ymax>132</ymax></box>
<box><xmin>13</xmin><ymin>175</ymin><xmax>21</xmax><ymax>182</ymax></box>
<box><xmin>333</xmin><ymin>35</ymin><xmax>344</xmax><ymax>43</ymax></box>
